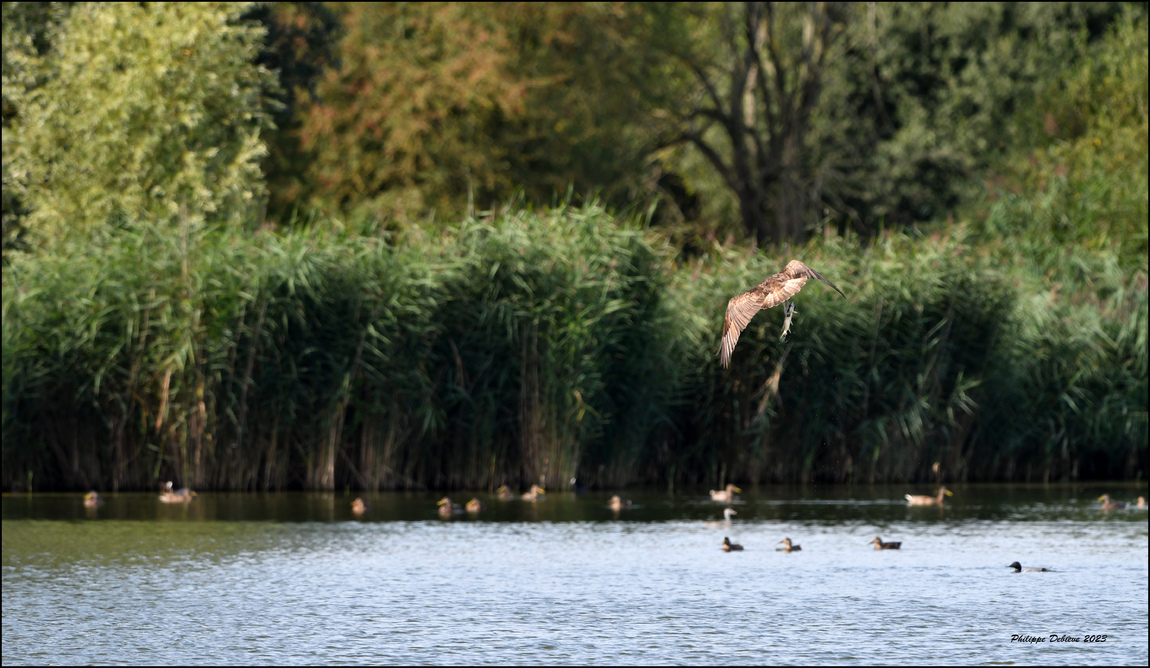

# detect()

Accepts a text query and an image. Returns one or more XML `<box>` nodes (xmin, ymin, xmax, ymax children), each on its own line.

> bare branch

<box><xmin>683</xmin><ymin>131</ymin><xmax>740</xmax><ymax>195</ymax></box>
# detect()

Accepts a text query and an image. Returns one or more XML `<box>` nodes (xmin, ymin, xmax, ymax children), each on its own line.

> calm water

<box><xmin>3</xmin><ymin>484</ymin><xmax>1148</xmax><ymax>665</ymax></box>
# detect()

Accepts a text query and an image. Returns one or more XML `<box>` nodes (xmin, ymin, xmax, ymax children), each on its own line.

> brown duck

<box><xmin>776</xmin><ymin>538</ymin><xmax>801</xmax><ymax>552</ymax></box>
<box><xmin>709</xmin><ymin>484</ymin><xmax>741</xmax><ymax>503</ymax></box>
<box><xmin>722</xmin><ymin>537</ymin><xmax>744</xmax><ymax>552</ymax></box>
<box><xmin>870</xmin><ymin>537</ymin><xmax>901</xmax><ymax>550</ymax></box>
<box><xmin>1097</xmin><ymin>494</ymin><xmax>1127</xmax><ymax>511</ymax></box>
<box><xmin>521</xmin><ymin>485</ymin><xmax>546</xmax><ymax>501</ymax></box>
<box><xmin>608</xmin><ymin>495</ymin><xmax>632</xmax><ymax>511</ymax></box>
<box><xmin>905</xmin><ymin>486</ymin><xmax>953</xmax><ymax>506</ymax></box>
<box><xmin>158</xmin><ymin>481</ymin><xmax>195</xmax><ymax>503</ymax></box>
<box><xmin>437</xmin><ymin>497</ymin><xmax>463</xmax><ymax>517</ymax></box>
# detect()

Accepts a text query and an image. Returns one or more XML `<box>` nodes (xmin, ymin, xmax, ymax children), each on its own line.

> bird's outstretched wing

<box><xmin>717</xmin><ymin>259</ymin><xmax>845</xmax><ymax>368</ymax></box>
<box><xmin>719</xmin><ymin>290</ymin><xmax>764</xmax><ymax>369</ymax></box>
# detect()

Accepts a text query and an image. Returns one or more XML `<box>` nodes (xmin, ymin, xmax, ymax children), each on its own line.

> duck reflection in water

<box><xmin>704</xmin><ymin>508</ymin><xmax>737</xmax><ymax>527</ymax></box>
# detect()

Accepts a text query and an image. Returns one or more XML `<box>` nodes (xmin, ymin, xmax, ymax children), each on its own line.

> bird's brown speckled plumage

<box><xmin>719</xmin><ymin>260</ymin><xmax>844</xmax><ymax>368</ymax></box>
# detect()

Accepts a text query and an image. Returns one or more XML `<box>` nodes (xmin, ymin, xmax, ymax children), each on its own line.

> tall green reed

<box><xmin>3</xmin><ymin>207</ymin><xmax>1145</xmax><ymax>491</ymax></box>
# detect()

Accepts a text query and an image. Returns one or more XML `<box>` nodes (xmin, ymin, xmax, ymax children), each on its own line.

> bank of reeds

<box><xmin>660</xmin><ymin>227</ymin><xmax>1146</xmax><ymax>487</ymax></box>
<box><xmin>2</xmin><ymin>205</ymin><xmax>678</xmax><ymax>491</ymax></box>
<box><xmin>3</xmin><ymin>206</ymin><xmax>1146</xmax><ymax>491</ymax></box>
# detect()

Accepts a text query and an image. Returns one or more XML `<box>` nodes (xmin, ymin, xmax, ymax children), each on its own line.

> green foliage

<box><xmin>981</xmin><ymin>9</ymin><xmax>1148</xmax><ymax>271</ymax></box>
<box><xmin>665</xmin><ymin>229</ymin><xmax>1145</xmax><ymax>484</ymax></box>
<box><xmin>2</xmin><ymin>204</ymin><xmax>677</xmax><ymax>491</ymax></box>
<box><xmin>810</xmin><ymin>1</ymin><xmax>1133</xmax><ymax>234</ymax></box>
<box><xmin>2</xmin><ymin>1</ymin><xmax>72</xmax><ymax>255</ymax></box>
<box><xmin>5</xmin><ymin>2</ymin><xmax>277</xmax><ymax>246</ymax></box>
<box><xmin>4</xmin><ymin>206</ymin><xmax>1145</xmax><ymax>491</ymax></box>
<box><xmin>297</xmin><ymin>2</ymin><xmax>683</xmax><ymax>223</ymax></box>
<box><xmin>241</xmin><ymin>2</ymin><xmax>342</xmax><ymax>223</ymax></box>
<box><xmin>2</xmin><ymin>2</ymin><xmax>1146</xmax><ymax>490</ymax></box>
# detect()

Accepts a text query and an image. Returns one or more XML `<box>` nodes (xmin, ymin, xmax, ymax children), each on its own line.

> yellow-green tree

<box><xmin>296</xmin><ymin>2</ymin><xmax>685</xmax><ymax>223</ymax></box>
<box><xmin>5</xmin><ymin>2</ymin><xmax>277</xmax><ymax>244</ymax></box>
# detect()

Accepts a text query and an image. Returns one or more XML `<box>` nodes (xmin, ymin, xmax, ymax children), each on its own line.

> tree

<box><xmin>295</xmin><ymin>2</ymin><xmax>687</xmax><ymax>223</ymax></box>
<box><xmin>658</xmin><ymin>2</ymin><xmax>1133</xmax><ymax>245</ymax></box>
<box><xmin>664</xmin><ymin>2</ymin><xmax>851</xmax><ymax>246</ymax></box>
<box><xmin>5</xmin><ymin>2</ymin><xmax>277</xmax><ymax>244</ymax></box>
<box><xmin>240</xmin><ymin>2</ymin><xmax>342</xmax><ymax>224</ymax></box>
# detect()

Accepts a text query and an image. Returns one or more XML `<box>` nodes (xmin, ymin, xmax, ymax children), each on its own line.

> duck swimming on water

<box><xmin>465</xmin><ymin>498</ymin><xmax>485</xmax><ymax>513</ymax></box>
<box><xmin>777</xmin><ymin>538</ymin><xmax>801</xmax><ymax>552</ymax></box>
<box><xmin>1097</xmin><ymin>494</ymin><xmax>1127</xmax><ymax>511</ymax></box>
<box><xmin>905</xmin><ymin>486</ymin><xmax>953</xmax><ymax>506</ymax></box>
<box><xmin>608</xmin><ymin>495</ymin><xmax>632</xmax><ymax>511</ymax></box>
<box><xmin>158</xmin><ymin>481</ymin><xmax>195</xmax><ymax>503</ymax></box>
<box><xmin>722</xmin><ymin>537</ymin><xmax>744</xmax><ymax>552</ymax></box>
<box><xmin>1009</xmin><ymin>561</ymin><xmax>1050</xmax><ymax>573</ymax></box>
<box><xmin>704</xmin><ymin>508</ymin><xmax>737</xmax><ymax>527</ymax></box>
<box><xmin>710</xmin><ymin>484</ymin><xmax>741</xmax><ymax>503</ymax></box>
<box><xmin>496</xmin><ymin>485</ymin><xmax>516</xmax><ymax>501</ymax></box>
<box><xmin>83</xmin><ymin>491</ymin><xmax>104</xmax><ymax>508</ymax></box>
<box><xmin>869</xmin><ymin>537</ymin><xmax>901</xmax><ymax>550</ymax></box>
<box><xmin>350</xmin><ymin>497</ymin><xmax>368</xmax><ymax>515</ymax></box>
<box><xmin>437</xmin><ymin>497</ymin><xmax>463</xmax><ymax>517</ymax></box>
<box><xmin>521</xmin><ymin>485</ymin><xmax>546</xmax><ymax>501</ymax></box>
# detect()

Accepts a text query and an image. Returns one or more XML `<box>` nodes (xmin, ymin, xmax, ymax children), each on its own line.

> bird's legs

<box><xmin>780</xmin><ymin>301</ymin><xmax>797</xmax><ymax>339</ymax></box>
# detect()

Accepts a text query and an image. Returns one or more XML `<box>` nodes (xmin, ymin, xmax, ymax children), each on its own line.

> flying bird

<box><xmin>718</xmin><ymin>260</ymin><xmax>845</xmax><ymax>368</ymax></box>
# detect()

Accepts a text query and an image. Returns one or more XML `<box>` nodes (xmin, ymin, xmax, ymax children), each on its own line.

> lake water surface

<box><xmin>3</xmin><ymin>484</ymin><xmax>1147</xmax><ymax>665</ymax></box>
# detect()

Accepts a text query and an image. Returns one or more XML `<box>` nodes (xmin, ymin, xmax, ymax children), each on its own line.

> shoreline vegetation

<box><xmin>3</xmin><ymin>203</ymin><xmax>1145</xmax><ymax>492</ymax></box>
<box><xmin>2</xmin><ymin>4</ymin><xmax>1146</xmax><ymax>491</ymax></box>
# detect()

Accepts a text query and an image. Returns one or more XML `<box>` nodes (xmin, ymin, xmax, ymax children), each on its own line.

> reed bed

<box><xmin>3</xmin><ymin>207</ymin><xmax>1145</xmax><ymax>491</ymax></box>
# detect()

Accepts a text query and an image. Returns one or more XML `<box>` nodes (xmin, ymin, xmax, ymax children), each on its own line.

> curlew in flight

<box><xmin>718</xmin><ymin>260</ymin><xmax>845</xmax><ymax>368</ymax></box>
